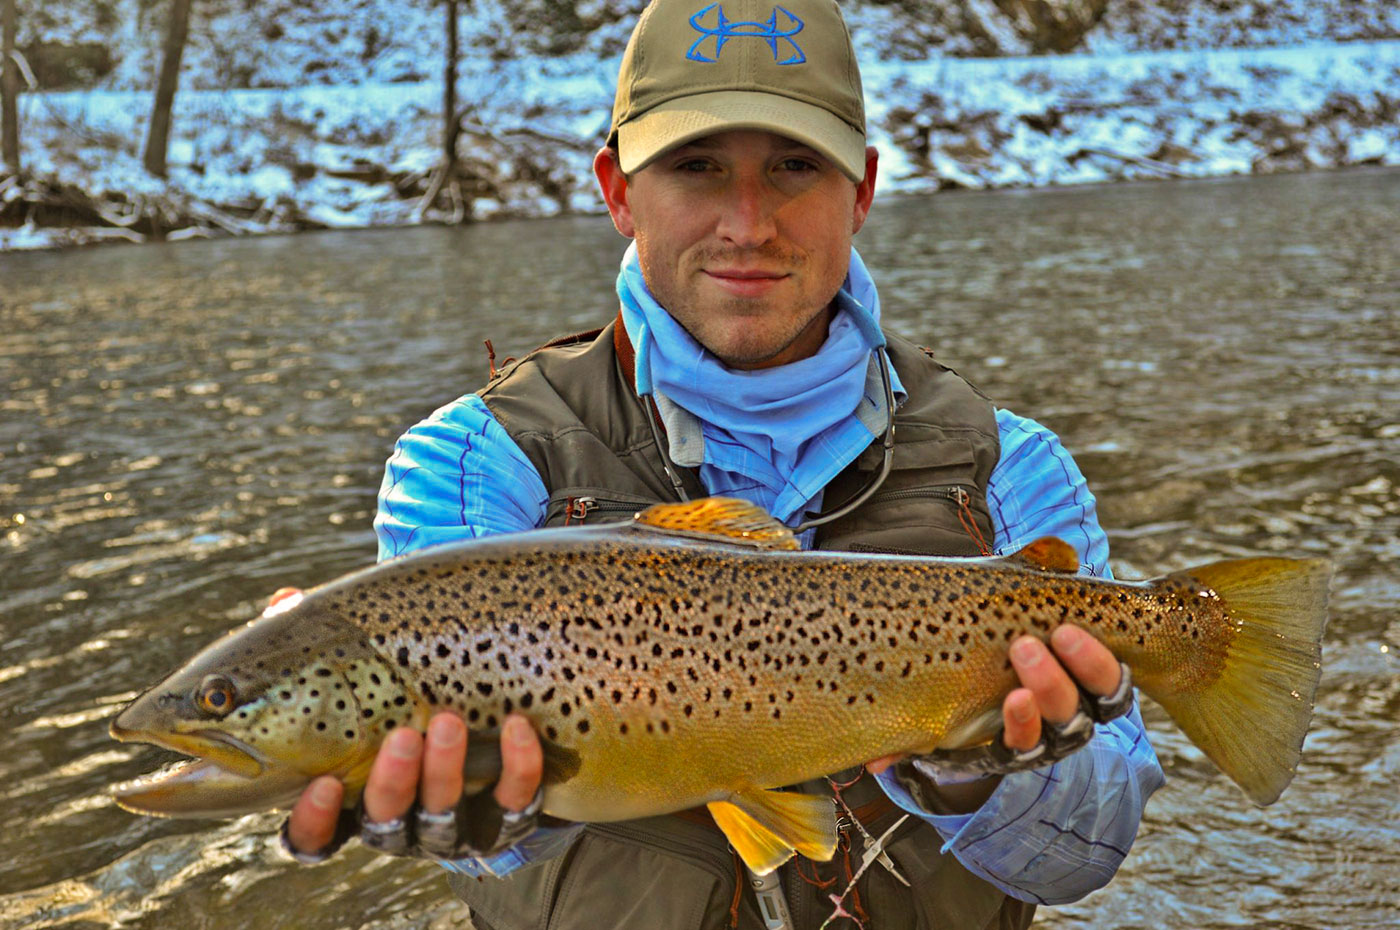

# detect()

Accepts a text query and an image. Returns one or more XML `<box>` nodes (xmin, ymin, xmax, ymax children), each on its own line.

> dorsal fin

<box><xmin>633</xmin><ymin>498</ymin><xmax>800</xmax><ymax>551</ymax></box>
<box><xmin>1009</xmin><ymin>537</ymin><xmax>1080</xmax><ymax>573</ymax></box>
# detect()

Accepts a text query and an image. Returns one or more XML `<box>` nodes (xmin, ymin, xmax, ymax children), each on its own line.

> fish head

<box><xmin>111</xmin><ymin>593</ymin><xmax>425</xmax><ymax>818</ymax></box>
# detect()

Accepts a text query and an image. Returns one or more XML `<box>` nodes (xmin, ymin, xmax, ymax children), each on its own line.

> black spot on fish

<box><xmin>316</xmin><ymin>722</ymin><xmax>326</xmax><ymax>731</ymax></box>
<box><xmin>396</xmin><ymin>647</ymin><xmax>410</xmax><ymax>668</ymax></box>
<box><xmin>577</xmin><ymin>719</ymin><xmax>590</xmax><ymax>734</ymax></box>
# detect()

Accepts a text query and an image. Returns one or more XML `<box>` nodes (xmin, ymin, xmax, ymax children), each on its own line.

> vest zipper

<box><xmin>562</xmin><ymin>495</ymin><xmax>654</xmax><ymax>525</ymax></box>
<box><xmin>862</xmin><ymin>485</ymin><xmax>972</xmax><ymax>507</ymax></box>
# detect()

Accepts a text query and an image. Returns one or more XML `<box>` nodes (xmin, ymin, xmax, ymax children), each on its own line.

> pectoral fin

<box><xmin>706</xmin><ymin>786</ymin><xmax>837</xmax><ymax>875</ymax></box>
<box><xmin>462</xmin><ymin>730</ymin><xmax>581</xmax><ymax>796</ymax></box>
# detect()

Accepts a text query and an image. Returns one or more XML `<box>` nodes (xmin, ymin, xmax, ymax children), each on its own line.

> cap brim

<box><xmin>617</xmin><ymin>91</ymin><xmax>866</xmax><ymax>182</ymax></box>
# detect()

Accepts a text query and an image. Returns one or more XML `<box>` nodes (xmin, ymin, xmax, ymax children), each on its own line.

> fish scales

<box><xmin>309</xmin><ymin>531</ymin><xmax>1231</xmax><ymax>822</ymax></box>
<box><xmin>111</xmin><ymin>497</ymin><xmax>1329</xmax><ymax>868</ymax></box>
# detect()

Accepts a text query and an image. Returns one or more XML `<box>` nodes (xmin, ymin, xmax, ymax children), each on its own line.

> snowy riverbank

<box><xmin>3</xmin><ymin>40</ymin><xmax>1399</xmax><ymax>251</ymax></box>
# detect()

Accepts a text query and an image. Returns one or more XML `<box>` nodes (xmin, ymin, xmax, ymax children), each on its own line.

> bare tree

<box><xmin>992</xmin><ymin>0</ymin><xmax>1111</xmax><ymax>53</ymax></box>
<box><xmin>2</xmin><ymin>0</ymin><xmax>18</xmax><ymax>171</ymax></box>
<box><xmin>144</xmin><ymin>0</ymin><xmax>193</xmax><ymax>178</ymax></box>
<box><xmin>444</xmin><ymin>0</ymin><xmax>460</xmax><ymax>171</ymax></box>
<box><xmin>417</xmin><ymin>0</ymin><xmax>468</xmax><ymax>222</ymax></box>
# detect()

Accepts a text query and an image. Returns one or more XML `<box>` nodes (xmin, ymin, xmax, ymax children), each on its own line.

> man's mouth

<box><xmin>703</xmin><ymin>268</ymin><xmax>789</xmax><ymax>296</ymax></box>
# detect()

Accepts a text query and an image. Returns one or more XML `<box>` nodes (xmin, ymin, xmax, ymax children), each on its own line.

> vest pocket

<box><xmin>825</xmin><ymin>485</ymin><xmax>991</xmax><ymax>557</ymax></box>
<box><xmin>882</xmin><ymin>830</ymin><xmax>1033</xmax><ymax>930</ymax></box>
<box><xmin>543</xmin><ymin>488</ymin><xmax>663</xmax><ymax>528</ymax></box>
<box><xmin>544</xmin><ymin>822</ymin><xmax>737</xmax><ymax>930</ymax></box>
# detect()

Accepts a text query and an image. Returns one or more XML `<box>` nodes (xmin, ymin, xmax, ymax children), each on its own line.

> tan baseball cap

<box><xmin>610</xmin><ymin>0</ymin><xmax>867</xmax><ymax>181</ymax></box>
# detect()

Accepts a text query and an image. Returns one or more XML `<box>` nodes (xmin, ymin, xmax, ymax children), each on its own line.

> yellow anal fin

<box><xmin>707</xmin><ymin>786</ymin><xmax>837</xmax><ymax>875</ymax></box>
<box><xmin>1008</xmin><ymin>536</ymin><xmax>1080</xmax><ymax>573</ymax></box>
<box><xmin>634</xmin><ymin>498</ymin><xmax>800</xmax><ymax>551</ymax></box>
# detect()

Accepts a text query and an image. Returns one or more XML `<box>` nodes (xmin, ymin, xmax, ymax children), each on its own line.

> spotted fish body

<box><xmin>112</xmin><ymin>499</ymin><xmax>1330</xmax><ymax>870</ymax></box>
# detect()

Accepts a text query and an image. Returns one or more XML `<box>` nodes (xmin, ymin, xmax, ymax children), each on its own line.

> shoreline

<box><xmin>3</xmin><ymin>40</ymin><xmax>1398</xmax><ymax>252</ymax></box>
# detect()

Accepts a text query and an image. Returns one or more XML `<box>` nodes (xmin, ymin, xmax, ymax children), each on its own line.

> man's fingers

<box><xmin>1002</xmin><ymin>688</ymin><xmax>1042</xmax><ymax>752</ymax></box>
<box><xmin>1009</xmin><ymin>636</ymin><xmax>1081</xmax><ymax>725</ymax></box>
<box><xmin>864</xmin><ymin>753</ymin><xmax>904</xmax><ymax>776</ymax></box>
<box><xmin>363</xmin><ymin>726</ymin><xmax>423</xmax><ymax>823</ymax></box>
<box><xmin>287</xmin><ymin>776</ymin><xmax>343</xmax><ymax>853</ymax></box>
<box><xmin>420</xmin><ymin>713</ymin><xmax>467</xmax><ymax>814</ymax></box>
<box><xmin>494</xmin><ymin>714</ymin><xmax>543</xmax><ymax>812</ymax></box>
<box><xmin>1050</xmin><ymin>625</ymin><xmax>1123</xmax><ymax>696</ymax></box>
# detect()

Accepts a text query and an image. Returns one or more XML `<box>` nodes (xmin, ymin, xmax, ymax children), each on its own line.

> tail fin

<box><xmin>1150</xmin><ymin>557</ymin><xmax>1331</xmax><ymax>806</ymax></box>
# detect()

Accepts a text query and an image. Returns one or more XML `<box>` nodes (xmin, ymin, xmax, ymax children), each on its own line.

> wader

<box><xmin>454</xmin><ymin>320</ymin><xmax>1032</xmax><ymax>930</ymax></box>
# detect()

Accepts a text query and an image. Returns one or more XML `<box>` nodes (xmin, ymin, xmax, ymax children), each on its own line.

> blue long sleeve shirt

<box><xmin>373</xmin><ymin>394</ymin><xmax>1164</xmax><ymax>902</ymax></box>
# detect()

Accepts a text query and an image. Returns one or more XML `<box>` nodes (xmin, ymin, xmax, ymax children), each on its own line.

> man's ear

<box><xmin>851</xmin><ymin>146</ymin><xmax>879</xmax><ymax>235</ymax></box>
<box><xmin>594</xmin><ymin>147</ymin><xmax>635</xmax><ymax>238</ymax></box>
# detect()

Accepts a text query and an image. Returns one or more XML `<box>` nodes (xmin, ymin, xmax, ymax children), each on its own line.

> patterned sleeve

<box><xmin>985</xmin><ymin>409</ymin><xmax>1111</xmax><ymax>577</ymax></box>
<box><xmin>373</xmin><ymin>393</ymin><xmax>584</xmax><ymax>875</ymax></box>
<box><xmin>874</xmin><ymin>408</ymin><xmax>1165</xmax><ymax>904</ymax></box>
<box><xmin>374</xmin><ymin>394</ymin><xmax>550</xmax><ymax>559</ymax></box>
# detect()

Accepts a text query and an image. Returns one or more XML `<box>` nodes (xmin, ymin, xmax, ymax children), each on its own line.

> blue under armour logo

<box><xmin>686</xmin><ymin>4</ymin><xmax>806</xmax><ymax>65</ymax></box>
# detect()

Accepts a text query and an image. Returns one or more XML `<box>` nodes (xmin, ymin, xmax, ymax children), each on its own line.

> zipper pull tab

<box><xmin>953</xmin><ymin>488</ymin><xmax>992</xmax><ymax>556</ymax></box>
<box><xmin>564</xmin><ymin>495</ymin><xmax>597</xmax><ymax>526</ymax></box>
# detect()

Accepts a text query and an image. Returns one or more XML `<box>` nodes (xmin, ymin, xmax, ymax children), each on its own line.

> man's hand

<box><xmin>286</xmin><ymin>711</ymin><xmax>544</xmax><ymax>859</ymax></box>
<box><xmin>866</xmin><ymin>625</ymin><xmax>1123</xmax><ymax>780</ymax></box>
<box><xmin>1000</xmin><ymin>625</ymin><xmax>1122</xmax><ymax>754</ymax></box>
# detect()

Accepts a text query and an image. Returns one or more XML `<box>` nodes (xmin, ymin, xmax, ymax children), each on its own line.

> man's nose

<box><xmin>714</xmin><ymin>172</ymin><xmax>778</xmax><ymax>248</ymax></box>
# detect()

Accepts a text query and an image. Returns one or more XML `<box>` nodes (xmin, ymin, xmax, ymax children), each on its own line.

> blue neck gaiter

<box><xmin>617</xmin><ymin>243</ymin><xmax>892</xmax><ymax>512</ymax></box>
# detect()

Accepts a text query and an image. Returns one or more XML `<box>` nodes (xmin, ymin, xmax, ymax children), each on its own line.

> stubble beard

<box><xmin>641</xmin><ymin>242</ymin><xmax>832</xmax><ymax>368</ymax></box>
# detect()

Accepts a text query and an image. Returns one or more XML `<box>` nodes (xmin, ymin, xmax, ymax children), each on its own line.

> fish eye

<box><xmin>196</xmin><ymin>675</ymin><xmax>238</xmax><ymax>717</ymax></box>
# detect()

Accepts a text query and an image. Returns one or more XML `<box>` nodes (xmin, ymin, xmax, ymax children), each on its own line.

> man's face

<box><xmin>596</xmin><ymin>130</ymin><xmax>878</xmax><ymax>370</ymax></box>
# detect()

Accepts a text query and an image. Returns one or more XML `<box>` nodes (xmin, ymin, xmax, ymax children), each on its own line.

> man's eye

<box><xmin>675</xmin><ymin>158</ymin><xmax>712</xmax><ymax>172</ymax></box>
<box><xmin>778</xmin><ymin>158</ymin><xmax>818</xmax><ymax>172</ymax></box>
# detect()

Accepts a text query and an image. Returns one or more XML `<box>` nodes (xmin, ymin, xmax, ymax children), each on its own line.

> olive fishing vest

<box><xmin>454</xmin><ymin>321</ymin><xmax>1032</xmax><ymax>930</ymax></box>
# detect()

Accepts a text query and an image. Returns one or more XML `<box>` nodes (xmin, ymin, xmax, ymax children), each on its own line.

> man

<box><xmin>286</xmin><ymin>0</ymin><xmax>1164</xmax><ymax>926</ymax></box>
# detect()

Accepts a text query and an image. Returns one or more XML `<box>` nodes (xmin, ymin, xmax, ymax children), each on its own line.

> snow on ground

<box><xmin>3</xmin><ymin>40</ymin><xmax>1399</xmax><ymax>251</ymax></box>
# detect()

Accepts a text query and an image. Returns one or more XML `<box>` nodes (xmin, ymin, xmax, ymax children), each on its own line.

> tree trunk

<box><xmin>992</xmin><ymin>0</ymin><xmax>1111</xmax><ymax>54</ymax></box>
<box><xmin>443</xmin><ymin>0</ymin><xmax>460</xmax><ymax>170</ymax></box>
<box><xmin>143</xmin><ymin>0</ymin><xmax>193</xmax><ymax>178</ymax></box>
<box><xmin>1</xmin><ymin>0</ymin><xmax>18</xmax><ymax>171</ymax></box>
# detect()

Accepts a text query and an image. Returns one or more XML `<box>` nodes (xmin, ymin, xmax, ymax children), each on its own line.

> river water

<box><xmin>1</xmin><ymin>169</ymin><xmax>1397</xmax><ymax>929</ymax></box>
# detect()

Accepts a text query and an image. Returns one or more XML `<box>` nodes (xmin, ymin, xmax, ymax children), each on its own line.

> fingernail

<box><xmin>1053</xmin><ymin>626</ymin><xmax>1083</xmax><ymax>655</ymax></box>
<box><xmin>311</xmin><ymin>778</ymin><xmax>340</xmax><ymax>809</ymax></box>
<box><xmin>1011</xmin><ymin>637</ymin><xmax>1041</xmax><ymax>666</ymax></box>
<box><xmin>506</xmin><ymin>716</ymin><xmax>533</xmax><ymax>746</ymax></box>
<box><xmin>387</xmin><ymin>728</ymin><xmax>420</xmax><ymax>759</ymax></box>
<box><xmin>429</xmin><ymin>714</ymin><xmax>464</xmax><ymax>747</ymax></box>
<box><xmin>1010</xmin><ymin>700</ymin><xmax>1035</xmax><ymax>724</ymax></box>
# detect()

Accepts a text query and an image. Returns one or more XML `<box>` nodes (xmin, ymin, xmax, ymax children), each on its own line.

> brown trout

<box><xmin>111</xmin><ymin>498</ymin><xmax>1330</xmax><ymax>873</ymax></box>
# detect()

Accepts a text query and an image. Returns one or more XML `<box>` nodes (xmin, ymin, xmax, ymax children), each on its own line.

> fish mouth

<box><xmin>108</xmin><ymin>726</ymin><xmax>311</xmax><ymax>819</ymax></box>
<box><xmin>110</xmin><ymin>757</ymin><xmax>312</xmax><ymax>819</ymax></box>
<box><xmin>110</xmin><ymin>718</ymin><xmax>269</xmax><ymax>780</ymax></box>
